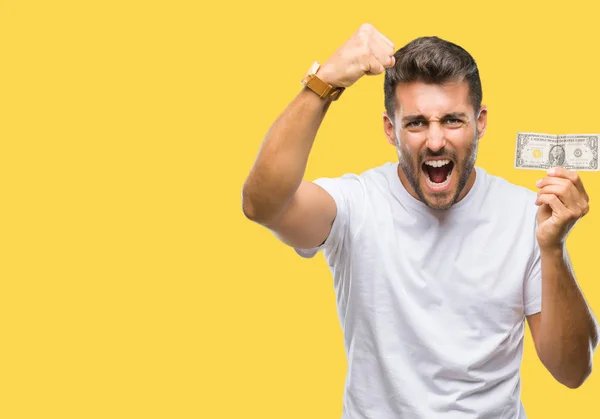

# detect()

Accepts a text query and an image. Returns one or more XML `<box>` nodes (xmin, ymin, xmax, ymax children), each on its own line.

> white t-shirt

<box><xmin>295</xmin><ymin>162</ymin><xmax>545</xmax><ymax>419</ymax></box>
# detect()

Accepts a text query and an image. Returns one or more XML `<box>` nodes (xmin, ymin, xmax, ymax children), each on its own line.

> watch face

<box><xmin>308</xmin><ymin>61</ymin><xmax>320</xmax><ymax>75</ymax></box>
<box><xmin>301</xmin><ymin>61</ymin><xmax>321</xmax><ymax>86</ymax></box>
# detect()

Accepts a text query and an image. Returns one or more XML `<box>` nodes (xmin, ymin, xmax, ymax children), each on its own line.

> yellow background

<box><xmin>1</xmin><ymin>0</ymin><xmax>599</xmax><ymax>417</ymax></box>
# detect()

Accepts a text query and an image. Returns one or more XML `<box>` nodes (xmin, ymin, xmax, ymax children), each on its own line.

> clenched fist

<box><xmin>317</xmin><ymin>23</ymin><xmax>396</xmax><ymax>89</ymax></box>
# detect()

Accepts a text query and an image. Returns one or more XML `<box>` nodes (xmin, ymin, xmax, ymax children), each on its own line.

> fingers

<box><xmin>537</xmin><ymin>176</ymin><xmax>589</xmax><ymax>214</ymax></box>
<box><xmin>368</xmin><ymin>41</ymin><xmax>395</xmax><ymax>70</ymax></box>
<box><xmin>536</xmin><ymin>187</ymin><xmax>589</xmax><ymax>218</ymax></box>
<box><xmin>537</xmin><ymin>184</ymin><xmax>572</xmax><ymax>202</ymax></box>
<box><xmin>378</xmin><ymin>31</ymin><xmax>395</xmax><ymax>49</ymax></box>
<box><xmin>362</xmin><ymin>53</ymin><xmax>386</xmax><ymax>75</ymax></box>
<box><xmin>536</xmin><ymin>171</ymin><xmax>589</xmax><ymax>215</ymax></box>
<box><xmin>536</xmin><ymin>176</ymin><xmax>573</xmax><ymax>198</ymax></box>
<box><xmin>360</xmin><ymin>23</ymin><xmax>395</xmax><ymax>71</ymax></box>
<box><xmin>537</xmin><ymin>184</ymin><xmax>576</xmax><ymax>211</ymax></box>
<box><xmin>371</xmin><ymin>32</ymin><xmax>395</xmax><ymax>66</ymax></box>
<box><xmin>545</xmin><ymin>167</ymin><xmax>588</xmax><ymax>200</ymax></box>
<box><xmin>536</xmin><ymin>193</ymin><xmax>570</xmax><ymax>219</ymax></box>
<box><xmin>357</xmin><ymin>28</ymin><xmax>394</xmax><ymax>73</ymax></box>
<box><xmin>359</xmin><ymin>22</ymin><xmax>394</xmax><ymax>51</ymax></box>
<box><xmin>324</xmin><ymin>23</ymin><xmax>395</xmax><ymax>87</ymax></box>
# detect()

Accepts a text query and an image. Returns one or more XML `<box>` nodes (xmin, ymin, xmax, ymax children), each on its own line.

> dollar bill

<box><xmin>514</xmin><ymin>132</ymin><xmax>600</xmax><ymax>171</ymax></box>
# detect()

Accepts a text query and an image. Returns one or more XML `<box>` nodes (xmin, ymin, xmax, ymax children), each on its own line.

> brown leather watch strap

<box><xmin>303</xmin><ymin>74</ymin><xmax>345</xmax><ymax>101</ymax></box>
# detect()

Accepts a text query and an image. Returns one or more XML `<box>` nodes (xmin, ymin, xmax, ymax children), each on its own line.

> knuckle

<box><xmin>360</xmin><ymin>23</ymin><xmax>373</xmax><ymax>33</ymax></box>
<box><xmin>358</xmin><ymin>57</ymin><xmax>372</xmax><ymax>72</ymax></box>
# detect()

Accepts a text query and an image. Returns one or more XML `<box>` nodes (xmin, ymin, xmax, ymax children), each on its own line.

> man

<box><xmin>241</xmin><ymin>23</ymin><xmax>599</xmax><ymax>418</ymax></box>
<box><xmin>549</xmin><ymin>144</ymin><xmax>566</xmax><ymax>166</ymax></box>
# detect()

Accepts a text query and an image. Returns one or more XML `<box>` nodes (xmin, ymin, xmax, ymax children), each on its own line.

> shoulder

<box><xmin>322</xmin><ymin>161</ymin><xmax>394</xmax><ymax>182</ymax></box>
<box><xmin>479</xmin><ymin>168</ymin><xmax>538</xmax><ymax>214</ymax></box>
<box><xmin>311</xmin><ymin>162</ymin><xmax>395</xmax><ymax>196</ymax></box>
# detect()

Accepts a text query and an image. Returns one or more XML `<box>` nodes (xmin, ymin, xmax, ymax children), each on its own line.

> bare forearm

<box><xmin>242</xmin><ymin>87</ymin><xmax>331</xmax><ymax>223</ymax></box>
<box><xmin>241</xmin><ymin>25</ymin><xmax>397</xmax><ymax>225</ymax></box>
<box><xmin>537</xmin><ymin>245</ymin><xmax>599</xmax><ymax>388</ymax></box>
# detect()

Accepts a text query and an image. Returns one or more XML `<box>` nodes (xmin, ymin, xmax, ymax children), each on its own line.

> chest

<box><xmin>345</xmin><ymin>205</ymin><xmax>535</xmax><ymax>337</ymax></box>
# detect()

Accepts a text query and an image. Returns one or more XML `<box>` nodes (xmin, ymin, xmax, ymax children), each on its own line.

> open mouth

<box><xmin>422</xmin><ymin>159</ymin><xmax>454</xmax><ymax>190</ymax></box>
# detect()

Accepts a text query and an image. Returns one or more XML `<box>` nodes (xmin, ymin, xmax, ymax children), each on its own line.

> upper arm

<box><xmin>527</xmin><ymin>312</ymin><xmax>542</xmax><ymax>354</ymax></box>
<box><xmin>266</xmin><ymin>180</ymin><xmax>338</xmax><ymax>250</ymax></box>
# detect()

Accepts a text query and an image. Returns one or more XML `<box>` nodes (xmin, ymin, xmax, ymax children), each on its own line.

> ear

<box><xmin>476</xmin><ymin>105</ymin><xmax>488</xmax><ymax>139</ymax></box>
<box><xmin>383</xmin><ymin>111</ymin><xmax>397</xmax><ymax>146</ymax></box>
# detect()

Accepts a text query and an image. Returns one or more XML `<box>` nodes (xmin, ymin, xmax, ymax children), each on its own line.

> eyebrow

<box><xmin>401</xmin><ymin>112</ymin><xmax>469</xmax><ymax>124</ymax></box>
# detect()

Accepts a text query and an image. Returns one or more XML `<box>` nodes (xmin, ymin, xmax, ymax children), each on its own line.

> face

<box><xmin>383</xmin><ymin>80</ymin><xmax>487</xmax><ymax>210</ymax></box>
<box><xmin>551</xmin><ymin>146</ymin><xmax>563</xmax><ymax>159</ymax></box>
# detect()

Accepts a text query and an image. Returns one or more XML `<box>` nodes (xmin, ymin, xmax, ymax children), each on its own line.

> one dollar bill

<box><xmin>514</xmin><ymin>132</ymin><xmax>600</xmax><ymax>171</ymax></box>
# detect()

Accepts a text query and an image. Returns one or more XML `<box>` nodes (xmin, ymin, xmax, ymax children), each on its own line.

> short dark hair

<box><xmin>384</xmin><ymin>36</ymin><xmax>482</xmax><ymax>119</ymax></box>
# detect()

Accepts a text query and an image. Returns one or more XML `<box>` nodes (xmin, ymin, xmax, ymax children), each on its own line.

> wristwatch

<box><xmin>301</xmin><ymin>61</ymin><xmax>345</xmax><ymax>101</ymax></box>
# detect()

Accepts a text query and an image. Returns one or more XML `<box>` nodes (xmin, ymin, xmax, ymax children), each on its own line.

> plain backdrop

<box><xmin>1</xmin><ymin>0</ymin><xmax>599</xmax><ymax>417</ymax></box>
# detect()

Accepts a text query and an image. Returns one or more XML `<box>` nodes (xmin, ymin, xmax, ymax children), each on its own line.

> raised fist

<box><xmin>317</xmin><ymin>23</ymin><xmax>396</xmax><ymax>88</ymax></box>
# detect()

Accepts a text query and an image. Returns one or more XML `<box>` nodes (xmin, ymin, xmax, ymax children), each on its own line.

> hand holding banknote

<box><xmin>515</xmin><ymin>132</ymin><xmax>594</xmax><ymax>248</ymax></box>
<box><xmin>535</xmin><ymin>167</ymin><xmax>589</xmax><ymax>250</ymax></box>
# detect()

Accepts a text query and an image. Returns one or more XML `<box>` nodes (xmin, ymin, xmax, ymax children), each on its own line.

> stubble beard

<box><xmin>395</xmin><ymin>129</ymin><xmax>479</xmax><ymax>210</ymax></box>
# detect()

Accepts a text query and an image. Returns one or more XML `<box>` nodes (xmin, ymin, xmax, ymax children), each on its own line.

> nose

<box><xmin>426</xmin><ymin>123</ymin><xmax>446</xmax><ymax>152</ymax></box>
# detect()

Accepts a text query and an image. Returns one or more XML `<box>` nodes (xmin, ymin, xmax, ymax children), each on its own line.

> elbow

<box><xmin>559</xmin><ymin>360</ymin><xmax>593</xmax><ymax>389</ymax></box>
<box><xmin>562</xmin><ymin>368</ymin><xmax>591</xmax><ymax>389</ymax></box>
<box><xmin>242</xmin><ymin>178</ymin><xmax>290</xmax><ymax>226</ymax></box>
<box><xmin>241</xmin><ymin>188</ymin><xmax>259</xmax><ymax>222</ymax></box>
<box><xmin>241</xmin><ymin>177</ymin><xmax>259</xmax><ymax>220</ymax></box>
<box><xmin>565</xmin><ymin>325</ymin><xmax>600</xmax><ymax>389</ymax></box>
<box><xmin>241</xmin><ymin>186</ymin><xmax>273</xmax><ymax>225</ymax></box>
<box><xmin>540</xmin><ymin>347</ymin><xmax>594</xmax><ymax>390</ymax></box>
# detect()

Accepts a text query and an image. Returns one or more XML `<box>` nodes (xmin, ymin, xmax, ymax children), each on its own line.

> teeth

<box><xmin>424</xmin><ymin>159</ymin><xmax>450</xmax><ymax>168</ymax></box>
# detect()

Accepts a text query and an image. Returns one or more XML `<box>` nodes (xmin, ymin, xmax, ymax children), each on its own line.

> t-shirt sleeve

<box><xmin>524</xmin><ymin>238</ymin><xmax>542</xmax><ymax>316</ymax></box>
<box><xmin>294</xmin><ymin>173</ymin><xmax>363</xmax><ymax>259</ymax></box>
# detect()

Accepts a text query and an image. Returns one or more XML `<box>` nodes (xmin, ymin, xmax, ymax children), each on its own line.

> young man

<box><xmin>241</xmin><ymin>23</ymin><xmax>599</xmax><ymax>418</ymax></box>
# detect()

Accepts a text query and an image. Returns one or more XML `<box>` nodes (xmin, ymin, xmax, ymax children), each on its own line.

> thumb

<box><xmin>364</xmin><ymin>54</ymin><xmax>385</xmax><ymax>75</ymax></box>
